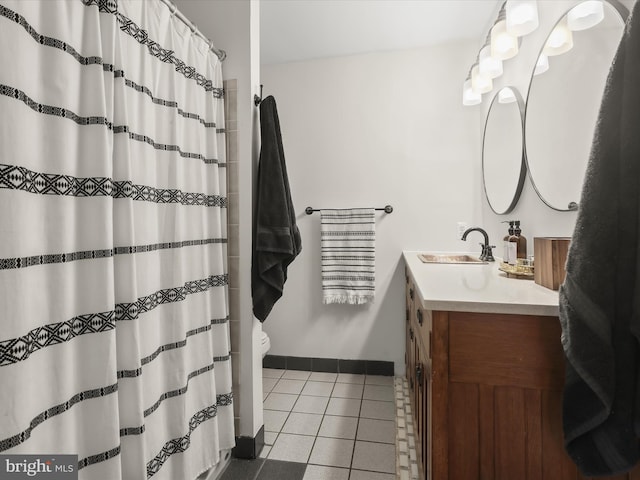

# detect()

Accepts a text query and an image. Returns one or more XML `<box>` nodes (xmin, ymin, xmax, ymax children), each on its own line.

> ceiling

<box><xmin>260</xmin><ymin>0</ymin><xmax>502</xmax><ymax>65</ymax></box>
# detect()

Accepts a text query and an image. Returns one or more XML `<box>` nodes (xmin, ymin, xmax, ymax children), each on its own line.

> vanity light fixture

<box><xmin>533</xmin><ymin>53</ymin><xmax>549</xmax><ymax>75</ymax></box>
<box><xmin>491</xmin><ymin>13</ymin><xmax>520</xmax><ymax>60</ymax></box>
<box><xmin>506</xmin><ymin>0</ymin><xmax>539</xmax><ymax>37</ymax></box>
<box><xmin>498</xmin><ymin>87</ymin><xmax>517</xmax><ymax>103</ymax></box>
<box><xmin>471</xmin><ymin>64</ymin><xmax>493</xmax><ymax>94</ymax></box>
<box><xmin>479</xmin><ymin>44</ymin><xmax>503</xmax><ymax>78</ymax></box>
<box><xmin>568</xmin><ymin>0</ymin><xmax>605</xmax><ymax>31</ymax></box>
<box><xmin>543</xmin><ymin>17</ymin><xmax>574</xmax><ymax>56</ymax></box>
<box><xmin>463</xmin><ymin>78</ymin><xmax>482</xmax><ymax>106</ymax></box>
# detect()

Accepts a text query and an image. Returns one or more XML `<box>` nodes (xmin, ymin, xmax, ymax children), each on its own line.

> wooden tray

<box><xmin>499</xmin><ymin>262</ymin><xmax>534</xmax><ymax>279</ymax></box>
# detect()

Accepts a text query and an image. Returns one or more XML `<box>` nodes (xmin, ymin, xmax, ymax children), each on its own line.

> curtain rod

<box><xmin>159</xmin><ymin>0</ymin><xmax>227</xmax><ymax>61</ymax></box>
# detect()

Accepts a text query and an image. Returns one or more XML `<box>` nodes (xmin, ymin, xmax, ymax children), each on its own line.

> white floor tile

<box><xmin>352</xmin><ymin>441</ymin><xmax>396</xmax><ymax>474</ymax></box>
<box><xmin>281</xmin><ymin>412</ymin><xmax>323</xmax><ymax>436</ymax></box>
<box><xmin>263</xmin><ymin>392</ymin><xmax>298</xmax><ymax>412</ymax></box>
<box><xmin>325</xmin><ymin>398</ymin><xmax>361</xmax><ymax>417</ymax></box>
<box><xmin>331</xmin><ymin>383</ymin><xmax>363</xmax><ymax>399</ymax></box>
<box><xmin>282</xmin><ymin>370</ymin><xmax>311</xmax><ymax>381</ymax></box>
<box><xmin>336</xmin><ymin>373</ymin><xmax>365</xmax><ymax>384</ymax></box>
<box><xmin>264</xmin><ymin>431</ymin><xmax>278</xmax><ymax>445</ymax></box>
<box><xmin>263</xmin><ymin>409</ymin><xmax>289</xmax><ymax>432</ymax></box>
<box><xmin>262</xmin><ymin>368</ymin><xmax>285</xmax><ymax>379</ymax></box>
<box><xmin>365</xmin><ymin>375</ymin><xmax>395</xmax><ymax>386</ymax></box>
<box><xmin>363</xmin><ymin>385</ymin><xmax>395</xmax><ymax>402</ymax></box>
<box><xmin>349</xmin><ymin>470</ymin><xmax>396</xmax><ymax>480</ymax></box>
<box><xmin>302</xmin><ymin>465</ymin><xmax>349</xmax><ymax>480</ymax></box>
<box><xmin>259</xmin><ymin>445</ymin><xmax>271</xmax><ymax>459</ymax></box>
<box><xmin>263</xmin><ymin>377</ymin><xmax>278</xmax><ymax>393</ymax></box>
<box><xmin>360</xmin><ymin>400</ymin><xmax>395</xmax><ymax>420</ymax></box>
<box><xmin>318</xmin><ymin>415</ymin><xmax>358</xmax><ymax>439</ymax></box>
<box><xmin>356</xmin><ymin>418</ymin><xmax>396</xmax><ymax>444</ymax></box>
<box><xmin>308</xmin><ymin>437</ymin><xmax>354</xmax><ymax>468</ymax></box>
<box><xmin>272</xmin><ymin>378</ymin><xmax>306</xmax><ymax>395</ymax></box>
<box><xmin>268</xmin><ymin>433</ymin><xmax>315</xmax><ymax>463</ymax></box>
<box><xmin>302</xmin><ymin>380</ymin><xmax>334</xmax><ymax>397</ymax></box>
<box><xmin>293</xmin><ymin>395</ymin><xmax>330</xmax><ymax>414</ymax></box>
<box><xmin>309</xmin><ymin>372</ymin><xmax>338</xmax><ymax>383</ymax></box>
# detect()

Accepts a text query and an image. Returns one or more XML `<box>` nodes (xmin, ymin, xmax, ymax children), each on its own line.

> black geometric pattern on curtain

<box><xmin>0</xmin><ymin>237</ymin><xmax>227</xmax><ymax>271</ymax></box>
<box><xmin>0</xmin><ymin>164</ymin><xmax>227</xmax><ymax>206</ymax></box>
<box><xmin>0</xmin><ymin>87</ymin><xmax>224</xmax><ymax>164</ymax></box>
<box><xmin>0</xmin><ymin>383</ymin><xmax>120</xmax><ymax>451</ymax></box>
<box><xmin>146</xmin><ymin>393</ymin><xmax>234</xmax><ymax>478</ymax></box>
<box><xmin>0</xmin><ymin>273</ymin><xmax>228</xmax><ymax>367</ymax></box>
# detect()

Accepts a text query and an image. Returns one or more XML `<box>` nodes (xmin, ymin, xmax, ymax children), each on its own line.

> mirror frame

<box><xmin>523</xmin><ymin>0</ymin><xmax>628</xmax><ymax>212</ymax></box>
<box><xmin>482</xmin><ymin>86</ymin><xmax>527</xmax><ymax>215</ymax></box>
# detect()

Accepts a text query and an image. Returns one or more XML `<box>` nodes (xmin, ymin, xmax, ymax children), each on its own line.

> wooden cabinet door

<box><xmin>414</xmin><ymin>337</ymin><xmax>425</xmax><ymax>477</ymax></box>
<box><xmin>416</xmin><ymin>308</ymin><xmax>432</xmax><ymax>480</ymax></box>
<box><xmin>407</xmin><ymin>319</ymin><xmax>416</xmax><ymax>394</ymax></box>
<box><xmin>406</xmin><ymin>272</ymin><xmax>417</xmax><ymax>394</ymax></box>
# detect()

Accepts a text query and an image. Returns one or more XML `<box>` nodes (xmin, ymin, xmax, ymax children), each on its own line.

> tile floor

<box><xmin>219</xmin><ymin>368</ymin><xmax>419</xmax><ymax>480</ymax></box>
<box><xmin>260</xmin><ymin>368</ymin><xmax>397</xmax><ymax>479</ymax></box>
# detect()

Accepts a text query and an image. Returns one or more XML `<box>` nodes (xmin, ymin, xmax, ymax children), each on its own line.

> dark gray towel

<box><xmin>252</xmin><ymin>95</ymin><xmax>302</xmax><ymax>322</ymax></box>
<box><xmin>559</xmin><ymin>2</ymin><xmax>640</xmax><ymax>475</ymax></box>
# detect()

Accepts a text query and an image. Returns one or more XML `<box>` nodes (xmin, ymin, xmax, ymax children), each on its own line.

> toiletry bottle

<box><xmin>502</xmin><ymin>221</ymin><xmax>515</xmax><ymax>264</ymax></box>
<box><xmin>514</xmin><ymin>220</ymin><xmax>527</xmax><ymax>259</ymax></box>
<box><xmin>507</xmin><ymin>233</ymin><xmax>518</xmax><ymax>265</ymax></box>
<box><xmin>507</xmin><ymin>220</ymin><xmax>527</xmax><ymax>264</ymax></box>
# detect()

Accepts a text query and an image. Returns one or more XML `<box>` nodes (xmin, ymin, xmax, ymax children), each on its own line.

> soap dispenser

<box><xmin>508</xmin><ymin>220</ymin><xmax>527</xmax><ymax>263</ymax></box>
<box><xmin>502</xmin><ymin>221</ymin><xmax>515</xmax><ymax>263</ymax></box>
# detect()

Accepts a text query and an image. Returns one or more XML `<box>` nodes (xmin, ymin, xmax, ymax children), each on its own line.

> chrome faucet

<box><xmin>461</xmin><ymin>227</ymin><xmax>495</xmax><ymax>262</ymax></box>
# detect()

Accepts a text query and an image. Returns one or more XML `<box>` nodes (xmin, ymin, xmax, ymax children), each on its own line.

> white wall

<box><xmin>261</xmin><ymin>41</ymin><xmax>484</xmax><ymax>375</ymax></box>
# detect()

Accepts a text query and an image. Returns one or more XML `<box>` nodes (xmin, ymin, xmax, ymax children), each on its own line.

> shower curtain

<box><xmin>0</xmin><ymin>1</ymin><xmax>234</xmax><ymax>479</ymax></box>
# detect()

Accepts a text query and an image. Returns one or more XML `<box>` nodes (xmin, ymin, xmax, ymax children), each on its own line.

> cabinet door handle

<box><xmin>416</xmin><ymin>364</ymin><xmax>423</xmax><ymax>388</ymax></box>
<box><xmin>417</xmin><ymin>309</ymin><xmax>423</xmax><ymax>326</ymax></box>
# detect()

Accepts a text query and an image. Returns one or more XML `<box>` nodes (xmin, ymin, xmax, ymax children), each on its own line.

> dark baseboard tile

<box><xmin>262</xmin><ymin>355</ymin><xmax>394</xmax><ymax>376</ymax></box>
<box><xmin>366</xmin><ymin>360</ymin><xmax>395</xmax><ymax>376</ymax></box>
<box><xmin>338</xmin><ymin>359</ymin><xmax>366</xmax><ymax>374</ymax></box>
<box><xmin>286</xmin><ymin>356</ymin><xmax>312</xmax><ymax>371</ymax></box>
<box><xmin>233</xmin><ymin>425</ymin><xmax>265</xmax><ymax>460</ymax></box>
<box><xmin>262</xmin><ymin>355</ymin><xmax>286</xmax><ymax>369</ymax></box>
<box><xmin>311</xmin><ymin>357</ymin><xmax>339</xmax><ymax>373</ymax></box>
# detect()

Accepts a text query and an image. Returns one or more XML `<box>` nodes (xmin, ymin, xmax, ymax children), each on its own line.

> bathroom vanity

<box><xmin>403</xmin><ymin>251</ymin><xmax>640</xmax><ymax>480</ymax></box>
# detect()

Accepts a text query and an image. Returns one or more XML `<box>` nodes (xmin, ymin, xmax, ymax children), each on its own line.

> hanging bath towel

<box><xmin>321</xmin><ymin>209</ymin><xmax>376</xmax><ymax>304</ymax></box>
<box><xmin>252</xmin><ymin>95</ymin><xmax>302</xmax><ymax>322</ymax></box>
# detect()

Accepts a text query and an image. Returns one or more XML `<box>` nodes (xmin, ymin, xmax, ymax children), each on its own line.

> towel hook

<box><xmin>254</xmin><ymin>84</ymin><xmax>263</xmax><ymax>106</ymax></box>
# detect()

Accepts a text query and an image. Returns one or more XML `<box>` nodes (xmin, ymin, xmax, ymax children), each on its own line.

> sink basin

<box><xmin>418</xmin><ymin>254</ymin><xmax>486</xmax><ymax>264</ymax></box>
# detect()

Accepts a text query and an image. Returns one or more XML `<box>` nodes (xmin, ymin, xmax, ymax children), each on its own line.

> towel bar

<box><xmin>305</xmin><ymin>205</ymin><xmax>393</xmax><ymax>215</ymax></box>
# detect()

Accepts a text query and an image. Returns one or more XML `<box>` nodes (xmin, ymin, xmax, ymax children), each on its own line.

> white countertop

<box><xmin>403</xmin><ymin>251</ymin><xmax>560</xmax><ymax>317</ymax></box>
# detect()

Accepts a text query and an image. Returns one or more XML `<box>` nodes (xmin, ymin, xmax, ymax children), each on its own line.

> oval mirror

<box><xmin>482</xmin><ymin>87</ymin><xmax>526</xmax><ymax>215</ymax></box>
<box><xmin>524</xmin><ymin>0</ymin><xmax>627</xmax><ymax>211</ymax></box>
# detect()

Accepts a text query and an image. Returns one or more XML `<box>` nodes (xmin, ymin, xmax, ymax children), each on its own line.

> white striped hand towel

<box><xmin>321</xmin><ymin>208</ymin><xmax>376</xmax><ymax>304</ymax></box>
